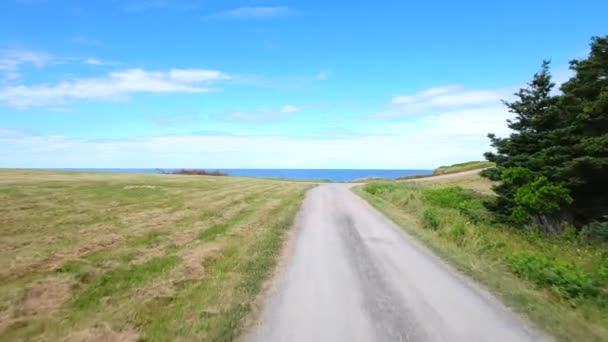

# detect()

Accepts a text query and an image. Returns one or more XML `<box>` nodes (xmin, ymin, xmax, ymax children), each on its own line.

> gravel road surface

<box><xmin>245</xmin><ymin>183</ymin><xmax>548</xmax><ymax>342</ymax></box>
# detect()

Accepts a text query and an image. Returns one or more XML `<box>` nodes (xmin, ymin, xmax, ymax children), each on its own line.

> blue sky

<box><xmin>0</xmin><ymin>0</ymin><xmax>606</xmax><ymax>168</ymax></box>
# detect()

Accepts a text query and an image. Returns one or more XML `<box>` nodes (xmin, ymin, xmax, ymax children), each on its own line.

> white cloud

<box><xmin>84</xmin><ymin>58</ymin><xmax>103</xmax><ymax>65</ymax></box>
<box><xmin>0</xmin><ymin>49</ymin><xmax>51</xmax><ymax>80</ymax></box>
<box><xmin>375</xmin><ymin>85</ymin><xmax>510</xmax><ymax>118</ymax></box>
<box><xmin>552</xmin><ymin>65</ymin><xmax>575</xmax><ymax>91</ymax></box>
<box><xmin>0</xmin><ymin>68</ymin><xmax>230</xmax><ymax>109</ymax></box>
<box><xmin>0</xmin><ymin>128</ymin><xmax>495</xmax><ymax>169</ymax></box>
<box><xmin>315</xmin><ymin>70</ymin><xmax>330</xmax><ymax>81</ymax></box>
<box><xmin>0</xmin><ymin>102</ymin><xmax>514</xmax><ymax>169</ymax></box>
<box><xmin>226</xmin><ymin>104</ymin><xmax>299</xmax><ymax>123</ymax></box>
<box><xmin>209</xmin><ymin>6</ymin><xmax>296</xmax><ymax>20</ymax></box>
<box><xmin>168</xmin><ymin>69</ymin><xmax>228</xmax><ymax>83</ymax></box>
<box><xmin>280</xmin><ymin>105</ymin><xmax>299</xmax><ymax>113</ymax></box>
<box><xmin>83</xmin><ymin>58</ymin><xmax>118</xmax><ymax>66</ymax></box>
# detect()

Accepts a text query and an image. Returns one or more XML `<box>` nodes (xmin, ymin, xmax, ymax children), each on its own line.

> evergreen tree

<box><xmin>557</xmin><ymin>36</ymin><xmax>608</xmax><ymax>223</ymax></box>
<box><xmin>483</xmin><ymin>36</ymin><xmax>608</xmax><ymax>231</ymax></box>
<box><xmin>483</xmin><ymin>61</ymin><xmax>563</xmax><ymax>224</ymax></box>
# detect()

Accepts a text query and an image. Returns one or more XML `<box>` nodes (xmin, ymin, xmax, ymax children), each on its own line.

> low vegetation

<box><xmin>433</xmin><ymin>161</ymin><xmax>495</xmax><ymax>175</ymax></box>
<box><xmin>395</xmin><ymin>174</ymin><xmax>434</xmax><ymax>181</ymax></box>
<box><xmin>158</xmin><ymin>169</ymin><xmax>228</xmax><ymax>176</ymax></box>
<box><xmin>394</xmin><ymin>161</ymin><xmax>492</xmax><ymax>181</ymax></box>
<box><xmin>356</xmin><ymin>175</ymin><xmax>608</xmax><ymax>341</ymax></box>
<box><xmin>411</xmin><ymin>171</ymin><xmax>495</xmax><ymax>194</ymax></box>
<box><xmin>0</xmin><ymin>170</ymin><xmax>310</xmax><ymax>341</ymax></box>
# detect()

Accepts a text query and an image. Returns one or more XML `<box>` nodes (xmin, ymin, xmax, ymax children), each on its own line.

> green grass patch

<box><xmin>0</xmin><ymin>168</ymin><xmax>313</xmax><ymax>341</ymax></box>
<box><xmin>129</xmin><ymin>230</ymin><xmax>170</xmax><ymax>247</ymax></box>
<box><xmin>139</xmin><ymin>188</ymin><xmax>309</xmax><ymax>341</ymax></box>
<box><xmin>434</xmin><ymin>160</ymin><xmax>495</xmax><ymax>175</ymax></box>
<box><xmin>73</xmin><ymin>255</ymin><xmax>179</xmax><ymax>311</ymax></box>
<box><xmin>507</xmin><ymin>253</ymin><xmax>597</xmax><ymax>299</ymax></box>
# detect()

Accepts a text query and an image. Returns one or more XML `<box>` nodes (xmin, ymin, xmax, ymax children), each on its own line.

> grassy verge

<box><xmin>0</xmin><ymin>170</ymin><xmax>311</xmax><ymax>341</ymax></box>
<box><xmin>433</xmin><ymin>161</ymin><xmax>495</xmax><ymax>175</ymax></box>
<box><xmin>354</xmin><ymin>176</ymin><xmax>608</xmax><ymax>342</ymax></box>
<box><xmin>410</xmin><ymin>171</ymin><xmax>496</xmax><ymax>194</ymax></box>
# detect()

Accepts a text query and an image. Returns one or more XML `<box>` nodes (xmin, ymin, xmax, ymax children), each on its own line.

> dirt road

<box><xmin>404</xmin><ymin>169</ymin><xmax>488</xmax><ymax>182</ymax></box>
<box><xmin>245</xmin><ymin>183</ymin><xmax>548</xmax><ymax>342</ymax></box>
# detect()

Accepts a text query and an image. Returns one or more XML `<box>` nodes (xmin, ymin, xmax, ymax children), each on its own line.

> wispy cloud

<box><xmin>234</xmin><ymin>69</ymin><xmax>330</xmax><ymax>89</ymax></box>
<box><xmin>280</xmin><ymin>105</ymin><xmax>298</xmax><ymax>113</ymax></box>
<box><xmin>0</xmin><ymin>68</ymin><xmax>230</xmax><ymax>109</ymax></box>
<box><xmin>225</xmin><ymin>105</ymin><xmax>300</xmax><ymax>123</ymax></box>
<box><xmin>315</xmin><ymin>70</ymin><xmax>330</xmax><ymax>81</ymax></box>
<box><xmin>0</xmin><ymin>49</ymin><xmax>52</xmax><ymax>81</ymax></box>
<box><xmin>83</xmin><ymin>58</ymin><xmax>118</xmax><ymax>66</ymax></box>
<box><xmin>208</xmin><ymin>6</ymin><xmax>297</xmax><ymax>20</ymax></box>
<box><xmin>0</xmin><ymin>124</ymin><xmax>499</xmax><ymax>169</ymax></box>
<box><xmin>373</xmin><ymin>85</ymin><xmax>509</xmax><ymax>119</ymax></box>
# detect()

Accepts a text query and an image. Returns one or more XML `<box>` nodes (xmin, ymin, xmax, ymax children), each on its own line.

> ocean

<box><xmin>44</xmin><ymin>168</ymin><xmax>433</xmax><ymax>182</ymax></box>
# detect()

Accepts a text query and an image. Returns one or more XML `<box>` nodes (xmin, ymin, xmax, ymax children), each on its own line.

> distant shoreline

<box><xmin>9</xmin><ymin>168</ymin><xmax>433</xmax><ymax>182</ymax></box>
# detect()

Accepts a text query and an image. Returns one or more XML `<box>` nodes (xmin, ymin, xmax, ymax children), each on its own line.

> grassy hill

<box><xmin>433</xmin><ymin>161</ymin><xmax>495</xmax><ymax>175</ymax></box>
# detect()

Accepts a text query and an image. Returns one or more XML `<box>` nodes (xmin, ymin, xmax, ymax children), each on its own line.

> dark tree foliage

<box><xmin>483</xmin><ymin>36</ymin><xmax>608</xmax><ymax>232</ymax></box>
<box><xmin>558</xmin><ymin>36</ymin><xmax>608</xmax><ymax>223</ymax></box>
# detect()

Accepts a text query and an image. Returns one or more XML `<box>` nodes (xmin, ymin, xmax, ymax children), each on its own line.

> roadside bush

<box><xmin>446</xmin><ymin>222</ymin><xmax>467</xmax><ymax>243</ymax></box>
<box><xmin>507</xmin><ymin>253</ymin><xmax>597</xmax><ymax>299</ymax></box>
<box><xmin>422</xmin><ymin>187</ymin><xmax>470</xmax><ymax>207</ymax></box>
<box><xmin>579</xmin><ymin>221</ymin><xmax>608</xmax><ymax>242</ymax></box>
<box><xmin>458</xmin><ymin>199</ymin><xmax>491</xmax><ymax>223</ymax></box>
<box><xmin>363</xmin><ymin>182</ymin><xmax>399</xmax><ymax>195</ymax></box>
<box><xmin>423</xmin><ymin>187</ymin><xmax>490</xmax><ymax>223</ymax></box>
<box><xmin>511</xmin><ymin>176</ymin><xmax>573</xmax><ymax>234</ymax></box>
<box><xmin>422</xmin><ymin>208</ymin><xmax>441</xmax><ymax>230</ymax></box>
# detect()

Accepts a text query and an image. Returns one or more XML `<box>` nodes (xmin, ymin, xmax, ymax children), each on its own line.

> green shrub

<box><xmin>422</xmin><ymin>208</ymin><xmax>441</xmax><ymax>230</ymax></box>
<box><xmin>507</xmin><ymin>253</ymin><xmax>597</xmax><ymax>299</ymax></box>
<box><xmin>580</xmin><ymin>221</ymin><xmax>608</xmax><ymax>242</ymax></box>
<box><xmin>511</xmin><ymin>176</ymin><xmax>573</xmax><ymax>226</ymax></box>
<box><xmin>422</xmin><ymin>187</ymin><xmax>470</xmax><ymax>207</ymax></box>
<box><xmin>446</xmin><ymin>223</ymin><xmax>467</xmax><ymax>243</ymax></box>
<box><xmin>363</xmin><ymin>182</ymin><xmax>400</xmax><ymax>195</ymax></box>
<box><xmin>457</xmin><ymin>199</ymin><xmax>491</xmax><ymax>223</ymax></box>
<box><xmin>423</xmin><ymin>187</ymin><xmax>490</xmax><ymax>223</ymax></box>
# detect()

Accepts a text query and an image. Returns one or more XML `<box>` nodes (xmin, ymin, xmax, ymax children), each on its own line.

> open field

<box><xmin>0</xmin><ymin>170</ymin><xmax>311</xmax><ymax>341</ymax></box>
<box><xmin>404</xmin><ymin>169</ymin><xmax>495</xmax><ymax>194</ymax></box>
<box><xmin>396</xmin><ymin>161</ymin><xmax>493</xmax><ymax>181</ymax></box>
<box><xmin>433</xmin><ymin>161</ymin><xmax>495</xmax><ymax>175</ymax></box>
<box><xmin>355</xmin><ymin>173</ymin><xmax>608</xmax><ymax>341</ymax></box>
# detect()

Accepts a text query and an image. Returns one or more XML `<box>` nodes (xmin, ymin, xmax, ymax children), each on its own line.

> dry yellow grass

<box><xmin>0</xmin><ymin>170</ymin><xmax>312</xmax><ymax>341</ymax></box>
<box><xmin>425</xmin><ymin>172</ymin><xmax>495</xmax><ymax>194</ymax></box>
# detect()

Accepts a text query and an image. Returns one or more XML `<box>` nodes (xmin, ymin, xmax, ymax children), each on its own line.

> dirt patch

<box><xmin>131</xmin><ymin>245</ymin><xmax>166</xmax><ymax>265</ymax></box>
<box><xmin>120</xmin><ymin>208</ymin><xmax>195</xmax><ymax>234</ymax></box>
<box><xmin>46</xmin><ymin>234</ymin><xmax>124</xmax><ymax>271</ymax></box>
<box><xmin>5</xmin><ymin>233</ymin><xmax>124</xmax><ymax>282</ymax></box>
<box><xmin>178</xmin><ymin>243</ymin><xmax>222</xmax><ymax>280</ymax></box>
<box><xmin>136</xmin><ymin>280</ymin><xmax>176</xmax><ymax>302</ymax></box>
<box><xmin>17</xmin><ymin>276</ymin><xmax>71</xmax><ymax>317</ymax></box>
<box><xmin>64</xmin><ymin>324</ymin><xmax>140</xmax><ymax>342</ymax></box>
